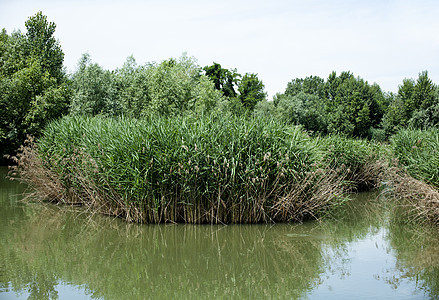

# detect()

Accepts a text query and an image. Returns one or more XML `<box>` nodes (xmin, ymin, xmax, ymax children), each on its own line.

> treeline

<box><xmin>1</xmin><ymin>12</ymin><xmax>439</xmax><ymax>163</ymax></box>
<box><xmin>269</xmin><ymin>70</ymin><xmax>438</xmax><ymax>139</ymax></box>
<box><xmin>68</xmin><ymin>54</ymin><xmax>265</xmax><ymax>118</ymax></box>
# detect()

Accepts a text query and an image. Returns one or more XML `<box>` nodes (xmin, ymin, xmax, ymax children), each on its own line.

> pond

<box><xmin>1</xmin><ymin>166</ymin><xmax>439</xmax><ymax>299</ymax></box>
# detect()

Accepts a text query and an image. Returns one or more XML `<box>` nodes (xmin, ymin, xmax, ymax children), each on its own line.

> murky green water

<box><xmin>1</xmin><ymin>167</ymin><xmax>439</xmax><ymax>299</ymax></box>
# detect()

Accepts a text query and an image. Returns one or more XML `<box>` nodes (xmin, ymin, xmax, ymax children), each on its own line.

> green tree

<box><xmin>382</xmin><ymin>71</ymin><xmax>438</xmax><ymax>133</ymax></box>
<box><xmin>414</xmin><ymin>71</ymin><xmax>436</xmax><ymax>110</ymax></box>
<box><xmin>24</xmin><ymin>11</ymin><xmax>64</xmax><ymax>83</ymax></box>
<box><xmin>0</xmin><ymin>12</ymin><xmax>70</xmax><ymax>163</ymax></box>
<box><xmin>147</xmin><ymin>55</ymin><xmax>199</xmax><ymax>116</ymax></box>
<box><xmin>275</xmin><ymin>92</ymin><xmax>327</xmax><ymax>133</ymax></box>
<box><xmin>189</xmin><ymin>75</ymin><xmax>225</xmax><ymax>115</ymax></box>
<box><xmin>70</xmin><ymin>53</ymin><xmax>119</xmax><ymax>116</ymax></box>
<box><xmin>114</xmin><ymin>56</ymin><xmax>150</xmax><ymax>118</ymax></box>
<box><xmin>238</xmin><ymin>73</ymin><xmax>266</xmax><ymax>111</ymax></box>
<box><xmin>324</xmin><ymin>72</ymin><xmax>385</xmax><ymax>138</ymax></box>
<box><xmin>203</xmin><ymin>63</ymin><xmax>239</xmax><ymax>98</ymax></box>
<box><xmin>284</xmin><ymin>75</ymin><xmax>325</xmax><ymax>99</ymax></box>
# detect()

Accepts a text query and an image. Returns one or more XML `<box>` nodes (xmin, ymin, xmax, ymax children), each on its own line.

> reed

<box><xmin>391</xmin><ymin>128</ymin><xmax>439</xmax><ymax>188</ymax></box>
<box><xmin>315</xmin><ymin>135</ymin><xmax>387</xmax><ymax>192</ymax></box>
<box><xmin>14</xmin><ymin>115</ymin><xmax>384</xmax><ymax>223</ymax></box>
<box><xmin>385</xmin><ymin>129</ymin><xmax>439</xmax><ymax>225</ymax></box>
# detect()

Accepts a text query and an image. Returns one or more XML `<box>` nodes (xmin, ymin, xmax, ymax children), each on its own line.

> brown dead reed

<box><xmin>381</xmin><ymin>161</ymin><xmax>439</xmax><ymax>225</ymax></box>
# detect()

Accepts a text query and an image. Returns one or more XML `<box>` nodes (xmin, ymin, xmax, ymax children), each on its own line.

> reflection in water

<box><xmin>1</xmin><ymin>167</ymin><xmax>439</xmax><ymax>299</ymax></box>
<box><xmin>386</xmin><ymin>207</ymin><xmax>439</xmax><ymax>299</ymax></box>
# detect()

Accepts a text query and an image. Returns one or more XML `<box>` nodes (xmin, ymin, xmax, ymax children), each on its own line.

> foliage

<box><xmin>0</xmin><ymin>12</ymin><xmax>70</xmax><ymax>164</ymax></box>
<box><xmin>253</xmin><ymin>99</ymin><xmax>275</xmax><ymax>118</ymax></box>
<box><xmin>72</xmin><ymin>54</ymin><xmax>226</xmax><ymax>118</ymax></box>
<box><xmin>275</xmin><ymin>72</ymin><xmax>386</xmax><ymax>138</ymax></box>
<box><xmin>70</xmin><ymin>53</ymin><xmax>119</xmax><ymax>116</ymax></box>
<box><xmin>238</xmin><ymin>73</ymin><xmax>267</xmax><ymax>111</ymax></box>
<box><xmin>391</xmin><ymin>128</ymin><xmax>439</xmax><ymax>188</ymax></box>
<box><xmin>24</xmin><ymin>11</ymin><xmax>64</xmax><ymax>83</ymax></box>
<box><xmin>382</xmin><ymin>71</ymin><xmax>438</xmax><ymax>134</ymax></box>
<box><xmin>275</xmin><ymin>92</ymin><xmax>327</xmax><ymax>133</ymax></box>
<box><xmin>17</xmin><ymin>115</ymin><xmax>363</xmax><ymax>223</ymax></box>
<box><xmin>203</xmin><ymin>62</ymin><xmax>239</xmax><ymax>98</ymax></box>
<box><xmin>284</xmin><ymin>75</ymin><xmax>325</xmax><ymax>99</ymax></box>
<box><xmin>113</xmin><ymin>56</ymin><xmax>150</xmax><ymax>118</ymax></box>
<box><xmin>203</xmin><ymin>63</ymin><xmax>267</xmax><ymax>112</ymax></box>
<box><xmin>324</xmin><ymin>72</ymin><xmax>386</xmax><ymax>138</ymax></box>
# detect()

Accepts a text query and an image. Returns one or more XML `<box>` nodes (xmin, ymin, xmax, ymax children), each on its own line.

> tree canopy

<box><xmin>0</xmin><ymin>11</ymin><xmax>69</xmax><ymax>163</ymax></box>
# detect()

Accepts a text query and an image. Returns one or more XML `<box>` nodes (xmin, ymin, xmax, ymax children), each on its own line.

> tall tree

<box><xmin>285</xmin><ymin>75</ymin><xmax>325</xmax><ymax>99</ymax></box>
<box><xmin>382</xmin><ymin>71</ymin><xmax>438</xmax><ymax>133</ymax></box>
<box><xmin>0</xmin><ymin>12</ymin><xmax>70</xmax><ymax>164</ymax></box>
<box><xmin>25</xmin><ymin>11</ymin><xmax>64</xmax><ymax>83</ymax></box>
<box><xmin>238</xmin><ymin>73</ymin><xmax>266</xmax><ymax>111</ymax></box>
<box><xmin>70</xmin><ymin>53</ymin><xmax>119</xmax><ymax>116</ymax></box>
<box><xmin>203</xmin><ymin>63</ymin><xmax>239</xmax><ymax>98</ymax></box>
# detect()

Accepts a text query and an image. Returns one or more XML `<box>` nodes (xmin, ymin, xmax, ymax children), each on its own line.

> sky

<box><xmin>1</xmin><ymin>0</ymin><xmax>439</xmax><ymax>99</ymax></box>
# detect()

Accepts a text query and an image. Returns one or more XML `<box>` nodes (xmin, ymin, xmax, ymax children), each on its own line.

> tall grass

<box><xmin>391</xmin><ymin>128</ymin><xmax>439</xmax><ymax>188</ymax></box>
<box><xmin>316</xmin><ymin>135</ymin><xmax>387</xmax><ymax>191</ymax></box>
<box><xmin>387</xmin><ymin>129</ymin><xmax>439</xmax><ymax>225</ymax></box>
<box><xmin>14</xmin><ymin>115</ymin><xmax>383</xmax><ymax>224</ymax></box>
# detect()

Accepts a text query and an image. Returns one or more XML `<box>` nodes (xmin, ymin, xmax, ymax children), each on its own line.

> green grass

<box><xmin>18</xmin><ymin>115</ymin><xmax>384</xmax><ymax>223</ymax></box>
<box><xmin>391</xmin><ymin>128</ymin><xmax>439</xmax><ymax>188</ymax></box>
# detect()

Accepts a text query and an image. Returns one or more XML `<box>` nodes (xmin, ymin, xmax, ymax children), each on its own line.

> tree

<box><xmin>70</xmin><ymin>53</ymin><xmax>119</xmax><ymax>116</ymax></box>
<box><xmin>114</xmin><ymin>56</ymin><xmax>151</xmax><ymax>118</ymax></box>
<box><xmin>285</xmin><ymin>75</ymin><xmax>325</xmax><ymax>99</ymax></box>
<box><xmin>382</xmin><ymin>71</ymin><xmax>438</xmax><ymax>133</ymax></box>
<box><xmin>189</xmin><ymin>75</ymin><xmax>225</xmax><ymax>115</ymax></box>
<box><xmin>203</xmin><ymin>63</ymin><xmax>239</xmax><ymax>98</ymax></box>
<box><xmin>25</xmin><ymin>11</ymin><xmax>64</xmax><ymax>83</ymax></box>
<box><xmin>238</xmin><ymin>73</ymin><xmax>266</xmax><ymax>111</ymax></box>
<box><xmin>414</xmin><ymin>71</ymin><xmax>436</xmax><ymax>110</ymax></box>
<box><xmin>324</xmin><ymin>72</ymin><xmax>385</xmax><ymax>138</ymax></box>
<box><xmin>0</xmin><ymin>12</ymin><xmax>70</xmax><ymax>164</ymax></box>
<box><xmin>147</xmin><ymin>54</ymin><xmax>199</xmax><ymax>116</ymax></box>
<box><xmin>275</xmin><ymin>92</ymin><xmax>327</xmax><ymax>133</ymax></box>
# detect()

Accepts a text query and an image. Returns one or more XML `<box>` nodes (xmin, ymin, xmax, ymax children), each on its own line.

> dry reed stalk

<box><xmin>382</xmin><ymin>162</ymin><xmax>439</xmax><ymax>225</ymax></box>
<box><xmin>8</xmin><ymin>136</ymin><xmax>66</xmax><ymax>204</ymax></box>
<box><xmin>271</xmin><ymin>167</ymin><xmax>347</xmax><ymax>222</ymax></box>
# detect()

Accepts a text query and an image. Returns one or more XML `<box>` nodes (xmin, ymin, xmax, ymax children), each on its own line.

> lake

<box><xmin>1</xmin><ymin>166</ymin><xmax>438</xmax><ymax>299</ymax></box>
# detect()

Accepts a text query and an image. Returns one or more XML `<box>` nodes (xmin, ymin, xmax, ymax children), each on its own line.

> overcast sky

<box><xmin>1</xmin><ymin>0</ymin><xmax>439</xmax><ymax>99</ymax></box>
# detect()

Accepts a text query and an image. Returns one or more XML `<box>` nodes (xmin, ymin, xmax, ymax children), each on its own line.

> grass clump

<box><xmin>13</xmin><ymin>115</ymin><xmax>385</xmax><ymax>224</ymax></box>
<box><xmin>391</xmin><ymin>128</ymin><xmax>439</xmax><ymax>188</ymax></box>
<box><xmin>317</xmin><ymin>135</ymin><xmax>387</xmax><ymax>192</ymax></box>
<box><xmin>384</xmin><ymin>129</ymin><xmax>439</xmax><ymax>225</ymax></box>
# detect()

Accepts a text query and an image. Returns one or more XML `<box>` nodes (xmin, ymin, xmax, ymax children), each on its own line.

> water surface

<box><xmin>1</xmin><ymin>167</ymin><xmax>439</xmax><ymax>299</ymax></box>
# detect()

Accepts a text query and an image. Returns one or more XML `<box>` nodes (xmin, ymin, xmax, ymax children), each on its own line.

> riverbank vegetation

<box><xmin>13</xmin><ymin>115</ymin><xmax>385</xmax><ymax>223</ymax></box>
<box><xmin>3</xmin><ymin>12</ymin><xmax>439</xmax><ymax>224</ymax></box>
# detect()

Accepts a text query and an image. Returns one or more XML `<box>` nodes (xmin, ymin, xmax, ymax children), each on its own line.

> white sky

<box><xmin>1</xmin><ymin>0</ymin><xmax>439</xmax><ymax>99</ymax></box>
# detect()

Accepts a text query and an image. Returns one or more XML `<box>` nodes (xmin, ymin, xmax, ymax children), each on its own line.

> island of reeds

<box><xmin>3</xmin><ymin>12</ymin><xmax>439</xmax><ymax>224</ymax></box>
<box><xmin>12</xmin><ymin>115</ymin><xmax>385</xmax><ymax>223</ymax></box>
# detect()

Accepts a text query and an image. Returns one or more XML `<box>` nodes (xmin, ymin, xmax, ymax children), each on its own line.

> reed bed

<box><xmin>14</xmin><ymin>115</ymin><xmax>382</xmax><ymax>224</ymax></box>
<box><xmin>386</xmin><ymin>129</ymin><xmax>439</xmax><ymax>224</ymax></box>
<box><xmin>391</xmin><ymin>128</ymin><xmax>439</xmax><ymax>188</ymax></box>
<box><xmin>317</xmin><ymin>135</ymin><xmax>387</xmax><ymax>192</ymax></box>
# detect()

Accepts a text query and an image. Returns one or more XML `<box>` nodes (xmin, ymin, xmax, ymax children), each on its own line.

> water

<box><xmin>1</xmin><ymin>166</ymin><xmax>439</xmax><ymax>299</ymax></box>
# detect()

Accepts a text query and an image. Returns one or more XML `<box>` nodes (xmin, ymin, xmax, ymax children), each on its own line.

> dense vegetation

<box><xmin>0</xmin><ymin>12</ymin><xmax>70</xmax><ymax>163</ymax></box>
<box><xmin>3</xmin><ymin>12</ymin><xmax>439</xmax><ymax>224</ymax></box>
<box><xmin>15</xmin><ymin>115</ymin><xmax>384</xmax><ymax>223</ymax></box>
